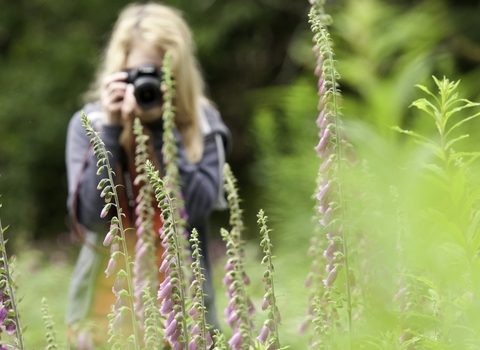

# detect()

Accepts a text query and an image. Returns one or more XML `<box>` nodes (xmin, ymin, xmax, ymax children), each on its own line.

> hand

<box><xmin>116</xmin><ymin>80</ymin><xmax>164</xmax><ymax>150</ymax></box>
<box><xmin>101</xmin><ymin>71</ymin><xmax>129</xmax><ymax>125</ymax></box>
<box><xmin>101</xmin><ymin>72</ymin><xmax>163</xmax><ymax>126</ymax></box>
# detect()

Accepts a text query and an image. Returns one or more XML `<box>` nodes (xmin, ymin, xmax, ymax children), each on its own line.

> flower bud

<box><xmin>323</xmin><ymin>267</ymin><xmax>338</xmax><ymax>287</ymax></box>
<box><xmin>103</xmin><ymin>232</ymin><xmax>114</xmax><ymax>247</ymax></box>
<box><xmin>256</xmin><ymin>324</ymin><xmax>269</xmax><ymax>344</ymax></box>
<box><xmin>105</xmin><ymin>258</ymin><xmax>116</xmax><ymax>277</ymax></box>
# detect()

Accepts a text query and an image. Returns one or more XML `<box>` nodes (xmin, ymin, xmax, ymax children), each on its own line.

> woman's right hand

<box><xmin>101</xmin><ymin>71</ymin><xmax>129</xmax><ymax>125</ymax></box>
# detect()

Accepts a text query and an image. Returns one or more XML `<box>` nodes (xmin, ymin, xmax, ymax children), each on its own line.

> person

<box><xmin>65</xmin><ymin>2</ymin><xmax>231</xmax><ymax>348</ymax></box>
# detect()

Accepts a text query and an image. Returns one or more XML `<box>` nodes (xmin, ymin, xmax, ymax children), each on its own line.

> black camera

<box><xmin>124</xmin><ymin>63</ymin><xmax>163</xmax><ymax>110</ymax></box>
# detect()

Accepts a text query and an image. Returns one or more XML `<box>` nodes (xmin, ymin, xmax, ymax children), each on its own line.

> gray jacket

<box><xmin>66</xmin><ymin>102</ymin><xmax>231</xmax><ymax>232</ymax></box>
<box><xmin>64</xmin><ymin>102</ymin><xmax>231</xmax><ymax>327</ymax></box>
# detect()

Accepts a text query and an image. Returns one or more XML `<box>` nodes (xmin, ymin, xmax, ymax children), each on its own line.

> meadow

<box><xmin>2</xmin><ymin>0</ymin><xmax>480</xmax><ymax>349</ymax></box>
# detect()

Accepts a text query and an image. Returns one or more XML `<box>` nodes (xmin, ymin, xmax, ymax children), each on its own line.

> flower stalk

<box><xmin>188</xmin><ymin>228</ymin><xmax>213</xmax><ymax>350</ymax></box>
<box><xmin>306</xmin><ymin>0</ymin><xmax>355</xmax><ymax>346</ymax></box>
<box><xmin>142</xmin><ymin>286</ymin><xmax>163</xmax><ymax>349</ymax></box>
<box><xmin>146</xmin><ymin>161</ymin><xmax>190</xmax><ymax>349</ymax></box>
<box><xmin>256</xmin><ymin>209</ymin><xmax>281</xmax><ymax>349</ymax></box>
<box><xmin>41</xmin><ymin>297</ymin><xmax>58</xmax><ymax>350</ymax></box>
<box><xmin>132</xmin><ymin>117</ymin><xmax>159</xmax><ymax>325</ymax></box>
<box><xmin>222</xmin><ymin>163</ymin><xmax>254</xmax><ymax>350</ymax></box>
<box><xmin>160</xmin><ymin>50</ymin><xmax>191</xmax><ymax>283</ymax></box>
<box><xmin>81</xmin><ymin>112</ymin><xmax>140</xmax><ymax>350</ymax></box>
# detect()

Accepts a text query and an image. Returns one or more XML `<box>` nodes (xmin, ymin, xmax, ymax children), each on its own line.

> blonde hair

<box><xmin>85</xmin><ymin>2</ymin><xmax>205</xmax><ymax>162</ymax></box>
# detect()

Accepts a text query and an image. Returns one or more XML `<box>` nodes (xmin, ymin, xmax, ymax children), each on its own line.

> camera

<box><xmin>123</xmin><ymin>63</ymin><xmax>163</xmax><ymax>110</ymax></box>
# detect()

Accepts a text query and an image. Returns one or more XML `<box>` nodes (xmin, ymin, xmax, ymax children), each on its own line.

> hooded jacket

<box><xmin>65</xmin><ymin>101</ymin><xmax>231</xmax><ymax>328</ymax></box>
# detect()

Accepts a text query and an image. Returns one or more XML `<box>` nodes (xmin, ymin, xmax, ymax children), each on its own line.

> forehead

<box><xmin>125</xmin><ymin>45</ymin><xmax>164</xmax><ymax>69</ymax></box>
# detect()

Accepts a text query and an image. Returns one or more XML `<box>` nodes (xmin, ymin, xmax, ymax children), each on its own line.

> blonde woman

<box><xmin>65</xmin><ymin>2</ymin><xmax>230</xmax><ymax>348</ymax></box>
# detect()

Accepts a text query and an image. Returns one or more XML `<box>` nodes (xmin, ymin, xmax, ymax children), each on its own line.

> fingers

<box><xmin>101</xmin><ymin>84</ymin><xmax>125</xmax><ymax>110</ymax></box>
<box><xmin>101</xmin><ymin>72</ymin><xmax>129</xmax><ymax>124</ymax></box>
<box><xmin>102</xmin><ymin>71</ymin><xmax>128</xmax><ymax>88</ymax></box>
<box><xmin>121</xmin><ymin>84</ymin><xmax>139</xmax><ymax>121</ymax></box>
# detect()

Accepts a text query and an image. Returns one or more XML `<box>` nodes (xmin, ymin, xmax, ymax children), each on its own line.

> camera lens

<box><xmin>133</xmin><ymin>77</ymin><xmax>162</xmax><ymax>110</ymax></box>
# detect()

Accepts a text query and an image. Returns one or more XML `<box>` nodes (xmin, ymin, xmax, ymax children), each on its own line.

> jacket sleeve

<box><xmin>178</xmin><ymin>135</ymin><xmax>222</xmax><ymax>226</ymax></box>
<box><xmin>65</xmin><ymin>109</ymin><xmax>123</xmax><ymax>231</ymax></box>
<box><xmin>67</xmin><ymin>104</ymin><xmax>231</xmax><ymax>230</ymax></box>
<box><xmin>146</xmin><ymin>114</ymin><xmax>231</xmax><ymax>227</ymax></box>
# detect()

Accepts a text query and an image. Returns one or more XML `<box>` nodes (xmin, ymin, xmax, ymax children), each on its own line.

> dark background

<box><xmin>0</xmin><ymin>0</ymin><xmax>479</xmax><ymax>245</ymax></box>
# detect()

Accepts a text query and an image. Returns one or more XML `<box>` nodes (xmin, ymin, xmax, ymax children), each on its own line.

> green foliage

<box><xmin>0</xmin><ymin>0</ymin><xmax>309</xmax><ymax>241</ymax></box>
<box><xmin>2</xmin><ymin>0</ymin><xmax>480</xmax><ymax>349</ymax></box>
<box><xmin>0</xmin><ymin>0</ymin><xmax>133</xmax><ymax>239</ymax></box>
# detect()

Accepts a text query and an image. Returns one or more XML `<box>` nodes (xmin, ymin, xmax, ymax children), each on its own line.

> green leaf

<box><xmin>445</xmin><ymin>109</ymin><xmax>480</xmax><ymax>136</ymax></box>
<box><xmin>448</xmin><ymin>152</ymin><xmax>480</xmax><ymax>165</ymax></box>
<box><xmin>422</xmin><ymin>163</ymin><xmax>448</xmax><ymax>181</ymax></box>
<box><xmin>410</xmin><ymin>98</ymin><xmax>439</xmax><ymax>122</ymax></box>
<box><xmin>445</xmin><ymin>134</ymin><xmax>469</xmax><ymax>150</ymax></box>
<box><xmin>422</xmin><ymin>209</ymin><xmax>466</xmax><ymax>248</ymax></box>
<box><xmin>444</xmin><ymin>92</ymin><xmax>460</xmax><ymax>111</ymax></box>
<box><xmin>418</xmin><ymin>142</ymin><xmax>444</xmax><ymax>161</ymax></box>
<box><xmin>414</xmin><ymin>83</ymin><xmax>440</xmax><ymax>104</ymax></box>
<box><xmin>419</xmin><ymin>173</ymin><xmax>450</xmax><ymax>194</ymax></box>
<box><xmin>391</xmin><ymin>126</ymin><xmax>437</xmax><ymax>146</ymax></box>
<box><xmin>413</xmin><ymin>275</ymin><xmax>438</xmax><ymax>292</ymax></box>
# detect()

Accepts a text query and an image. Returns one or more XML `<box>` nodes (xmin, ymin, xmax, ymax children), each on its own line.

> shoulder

<box><xmin>69</xmin><ymin>102</ymin><xmax>104</xmax><ymax>133</ymax></box>
<box><xmin>199</xmin><ymin>99</ymin><xmax>232</xmax><ymax>154</ymax></box>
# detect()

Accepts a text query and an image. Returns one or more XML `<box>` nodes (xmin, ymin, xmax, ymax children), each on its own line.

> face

<box><xmin>125</xmin><ymin>44</ymin><xmax>164</xmax><ymax>69</ymax></box>
<box><xmin>124</xmin><ymin>44</ymin><xmax>164</xmax><ymax>120</ymax></box>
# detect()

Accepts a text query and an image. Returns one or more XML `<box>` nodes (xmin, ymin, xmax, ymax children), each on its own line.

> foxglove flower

<box><xmin>221</xmin><ymin>164</ymin><xmax>255</xmax><ymax>349</ymax></box>
<box><xmin>77</xmin><ymin>330</ymin><xmax>95</xmax><ymax>350</ymax></box>
<box><xmin>256</xmin><ymin>325</ymin><xmax>269</xmax><ymax>344</ymax></box>
<box><xmin>302</xmin><ymin>0</ymin><xmax>357</xmax><ymax>346</ymax></box>
<box><xmin>256</xmin><ymin>210</ymin><xmax>281</xmax><ymax>349</ymax></box>
<box><xmin>82</xmin><ymin>112</ymin><xmax>141</xmax><ymax>348</ymax></box>
<box><xmin>132</xmin><ymin>118</ymin><xmax>160</xmax><ymax>328</ymax></box>
<box><xmin>147</xmin><ymin>162</ymin><xmax>190</xmax><ymax>349</ymax></box>
<box><xmin>187</xmin><ymin>229</ymin><xmax>213</xmax><ymax>350</ymax></box>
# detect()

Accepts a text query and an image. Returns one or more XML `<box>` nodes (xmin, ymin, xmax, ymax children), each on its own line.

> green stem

<box><xmin>166</xmin><ymin>188</ymin><xmax>190</xmax><ymax>347</ymax></box>
<box><xmin>266</xmin><ymin>237</ymin><xmax>280</xmax><ymax>347</ymax></box>
<box><xmin>98</xmin><ymin>139</ymin><xmax>140</xmax><ymax>350</ymax></box>
<box><xmin>315</xmin><ymin>4</ymin><xmax>353</xmax><ymax>346</ymax></box>
<box><xmin>224</xmin><ymin>168</ymin><xmax>253</xmax><ymax>343</ymax></box>
<box><xmin>191</xmin><ymin>231</ymin><xmax>208</xmax><ymax>350</ymax></box>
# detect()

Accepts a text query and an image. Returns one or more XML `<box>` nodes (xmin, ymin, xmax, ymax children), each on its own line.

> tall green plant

<box><xmin>389</xmin><ymin>76</ymin><xmax>480</xmax><ymax>347</ymax></box>
<box><xmin>304</xmin><ymin>1</ymin><xmax>358</xmax><ymax>349</ymax></box>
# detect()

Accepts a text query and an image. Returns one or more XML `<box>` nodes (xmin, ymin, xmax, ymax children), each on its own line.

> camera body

<box><xmin>124</xmin><ymin>63</ymin><xmax>163</xmax><ymax>110</ymax></box>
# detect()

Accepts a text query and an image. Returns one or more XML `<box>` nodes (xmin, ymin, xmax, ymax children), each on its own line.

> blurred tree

<box><xmin>248</xmin><ymin>0</ymin><xmax>480</xmax><ymax>246</ymax></box>
<box><xmin>1</xmin><ymin>0</ymin><xmax>479</xmax><ymax>243</ymax></box>
<box><xmin>0</xmin><ymin>0</ymin><xmax>309</xmax><ymax>241</ymax></box>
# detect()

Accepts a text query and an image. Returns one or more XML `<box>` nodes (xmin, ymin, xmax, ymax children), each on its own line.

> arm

<box><xmin>178</xmin><ymin>135</ymin><xmax>221</xmax><ymax>225</ymax></box>
<box><xmin>146</xmin><ymin>120</ymin><xmax>229</xmax><ymax>227</ymax></box>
